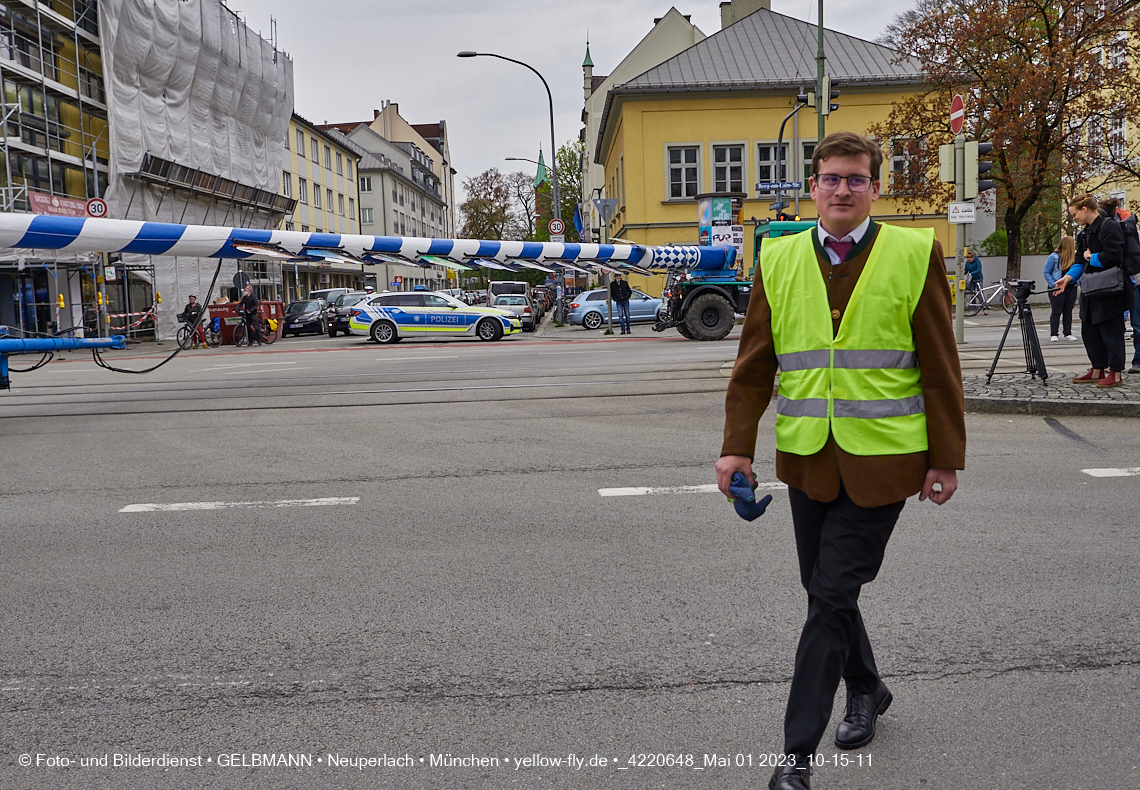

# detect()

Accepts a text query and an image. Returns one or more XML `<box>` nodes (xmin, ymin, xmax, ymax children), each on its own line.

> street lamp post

<box><xmin>457</xmin><ymin>51</ymin><xmax>561</xmax><ymax>237</ymax></box>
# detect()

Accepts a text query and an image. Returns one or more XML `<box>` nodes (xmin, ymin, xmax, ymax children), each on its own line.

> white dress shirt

<box><xmin>817</xmin><ymin>216</ymin><xmax>871</xmax><ymax>266</ymax></box>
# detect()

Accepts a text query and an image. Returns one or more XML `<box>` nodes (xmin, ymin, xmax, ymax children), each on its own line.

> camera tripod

<box><xmin>986</xmin><ymin>282</ymin><xmax>1048</xmax><ymax>384</ymax></box>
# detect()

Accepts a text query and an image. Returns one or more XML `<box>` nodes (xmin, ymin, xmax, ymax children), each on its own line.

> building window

<box><xmin>338</xmin><ymin>193</ymin><xmax>345</xmax><ymax>215</ymax></box>
<box><xmin>312</xmin><ymin>186</ymin><xmax>321</xmax><ymax>208</ymax></box>
<box><xmin>756</xmin><ymin>144</ymin><xmax>788</xmax><ymax>194</ymax></box>
<box><xmin>348</xmin><ymin>197</ymin><xmax>355</xmax><ymax>219</ymax></box>
<box><xmin>336</xmin><ymin>152</ymin><xmax>343</xmax><ymax>175</ymax></box>
<box><xmin>361</xmin><ymin>207</ymin><xmax>374</xmax><ymax>225</ymax></box>
<box><xmin>282</xmin><ymin>171</ymin><xmax>292</xmax><ymax>198</ymax></box>
<box><xmin>360</xmin><ymin>176</ymin><xmax>372</xmax><ymax>193</ymax></box>
<box><xmin>889</xmin><ymin>138</ymin><xmax>924</xmax><ymax>193</ymax></box>
<box><xmin>301</xmin><ymin>225</ymin><xmax>309</xmax><ymax>232</ymax></box>
<box><xmin>712</xmin><ymin>144</ymin><xmax>744</xmax><ymax>192</ymax></box>
<box><xmin>346</xmin><ymin>160</ymin><xmax>352</xmax><ymax>180</ymax></box>
<box><xmin>392</xmin><ymin>187</ymin><xmax>398</xmax><ymax>202</ymax></box>
<box><xmin>324</xmin><ymin>146</ymin><xmax>332</xmax><ymax>169</ymax></box>
<box><xmin>326</xmin><ymin>188</ymin><xmax>333</xmax><ymax>210</ymax></box>
<box><xmin>1109</xmin><ymin>112</ymin><xmax>1126</xmax><ymax>160</ymax></box>
<box><xmin>393</xmin><ymin>209</ymin><xmax>399</xmax><ymax>232</ymax></box>
<box><xmin>296</xmin><ymin>130</ymin><xmax>305</xmax><ymax>156</ymax></box>
<box><xmin>79</xmin><ymin>68</ymin><xmax>105</xmax><ymax>103</ymax></box>
<box><xmin>285</xmin><ymin>221</ymin><xmax>294</xmax><ymax>231</ymax></box>
<box><xmin>298</xmin><ymin>178</ymin><xmax>308</xmax><ymax>204</ymax></box>
<box><xmin>667</xmin><ymin>146</ymin><xmax>699</xmax><ymax>199</ymax></box>
<box><xmin>311</xmin><ymin>137</ymin><xmax>319</xmax><ymax>161</ymax></box>
<box><xmin>802</xmin><ymin>142</ymin><xmax>816</xmax><ymax>185</ymax></box>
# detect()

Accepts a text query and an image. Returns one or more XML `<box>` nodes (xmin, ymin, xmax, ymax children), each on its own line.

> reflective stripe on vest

<box><xmin>760</xmin><ymin>223</ymin><xmax>934</xmax><ymax>456</ymax></box>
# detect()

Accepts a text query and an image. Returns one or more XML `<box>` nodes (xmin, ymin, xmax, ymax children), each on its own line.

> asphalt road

<box><xmin>1</xmin><ymin>323</ymin><xmax>1137</xmax><ymax>789</ymax></box>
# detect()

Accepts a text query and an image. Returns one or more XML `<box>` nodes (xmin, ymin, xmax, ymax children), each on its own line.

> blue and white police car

<box><xmin>349</xmin><ymin>290</ymin><xmax>522</xmax><ymax>343</ymax></box>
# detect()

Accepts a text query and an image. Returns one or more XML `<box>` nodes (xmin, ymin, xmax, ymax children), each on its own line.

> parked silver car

<box><xmin>491</xmin><ymin>294</ymin><xmax>536</xmax><ymax>332</ymax></box>
<box><xmin>567</xmin><ymin>288</ymin><xmax>663</xmax><ymax>330</ymax></box>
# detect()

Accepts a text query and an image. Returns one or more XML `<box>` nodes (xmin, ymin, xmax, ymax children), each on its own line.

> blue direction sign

<box><xmin>768</xmin><ymin>200</ymin><xmax>789</xmax><ymax>210</ymax></box>
<box><xmin>757</xmin><ymin>181</ymin><xmax>803</xmax><ymax>191</ymax></box>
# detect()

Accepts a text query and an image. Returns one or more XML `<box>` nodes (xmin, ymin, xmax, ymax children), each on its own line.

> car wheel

<box><xmin>583</xmin><ymin>311</ymin><xmax>603</xmax><ymax>330</ymax></box>
<box><xmin>371</xmin><ymin>320</ymin><xmax>398</xmax><ymax>344</ymax></box>
<box><xmin>476</xmin><ymin>318</ymin><xmax>503</xmax><ymax>342</ymax></box>
<box><xmin>684</xmin><ymin>293</ymin><xmax>735</xmax><ymax>341</ymax></box>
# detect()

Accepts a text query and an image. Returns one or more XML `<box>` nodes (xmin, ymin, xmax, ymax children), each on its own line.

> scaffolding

<box><xmin>0</xmin><ymin>0</ymin><xmax>108</xmax><ymax>336</ymax></box>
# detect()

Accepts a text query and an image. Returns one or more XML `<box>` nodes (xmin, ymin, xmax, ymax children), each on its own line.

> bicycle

<box><xmin>964</xmin><ymin>277</ymin><xmax>1017</xmax><ymax>316</ymax></box>
<box><xmin>232</xmin><ymin>315</ymin><xmax>279</xmax><ymax>347</ymax></box>
<box><xmin>176</xmin><ymin>315</ymin><xmax>221</xmax><ymax>349</ymax></box>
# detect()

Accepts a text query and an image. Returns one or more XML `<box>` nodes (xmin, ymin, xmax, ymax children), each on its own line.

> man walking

<box><xmin>715</xmin><ymin>131</ymin><xmax>966</xmax><ymax>790</ymax></box>
<box><xmin>238</xmin><ymin>284</ymin><xmax>262</xmax><ymax>346</ymax></box>
<box><xmin>610</xmin><ymin>272</ymin><xmax>632</xmax><ymax>334</ymax></box>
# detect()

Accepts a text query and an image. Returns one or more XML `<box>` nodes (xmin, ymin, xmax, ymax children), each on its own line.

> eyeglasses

<box><xmin>814</xmin><ymin>173</ymin><xmax>875</xmax><ymax>192</ymax></box>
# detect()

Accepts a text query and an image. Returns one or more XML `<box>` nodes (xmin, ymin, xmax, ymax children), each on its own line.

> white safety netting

<box><xmin>100</xmin><ymin>0</ymin><xmax>293</xmax><ymax>338</ymax></box>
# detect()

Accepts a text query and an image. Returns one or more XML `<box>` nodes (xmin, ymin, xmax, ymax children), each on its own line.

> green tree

<box><xmin>555</xmin><ymin>140</ymin><xmax>584</xmax><ymax>242</ymax></box>
<box><xmin>458</xmin><ymin>168</ymin><xmax>512</xmax><ymax>240</ymax></box>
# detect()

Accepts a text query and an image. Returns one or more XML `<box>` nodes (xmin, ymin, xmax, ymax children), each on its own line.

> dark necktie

<box><xmin>825</xmin><ymin>236</ymin><xmax>854</xmax><ymax>262</ymax></box>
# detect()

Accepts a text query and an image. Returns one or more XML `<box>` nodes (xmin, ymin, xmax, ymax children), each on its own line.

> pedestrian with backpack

<box><xmin>1099</xmin><ymin>197</ymin><xmax>1140</xmax><ymax>374</ymax></box>
<box><xmin>1055</xmin><ymin>194</ymin><xmax>1127</xmax><ymax>387</ymax></box>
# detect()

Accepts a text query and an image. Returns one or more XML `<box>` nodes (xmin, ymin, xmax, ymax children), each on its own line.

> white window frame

<box><xmin>755</xmin><ymin>142</ymin><xmax>789</xmax><ymax>196</ymax></box>
<box><xmin>665</xmin><ymin>143</ymin><xmax>702</xmax><ymax>200</ymax></box>
<box><xmin>336</xmin><ymin>152</ymin><xmax>343</xmax><ymax>175</ymax></box>
<box><xmin>296</xmin><ymin>130</ymin><xmax>305</xmax><ymax>156</ymax></box>
<box><xmin>281</xmin><ymin>170</ymin><xmax>292</xmax><ymax>198</ymax></box>
<box><xmin>888</xmin><ymin>136</ymin><xmax>925</xmax><ymax>194</ymax></box>
<box><xmin>311</xmin><ymin>138</ymin><xmax>319</xmax><ymax>161</ymax></box>
<box><xmin>348</xmin><ymin>197</ymin><xmax>355</xmax><ymax>219</ymax></box>
<box><xmin>711</xmin><ymin>142</ymin><xmax>746</xmax><ymax>193</ymax></box>
<box><xmin>360</xmin><ymin>176</ymin><xmax>372</xmax><ymax>193</ymax></box>
<box><xmin>297</xmin><ymin>177</ymin><xmax>308</xmax><ymax>204</ymax></box>
<box><xmin>312</xmin><ymin>185</ymin><xmax>321</xmax><ymax>209</ymax></box>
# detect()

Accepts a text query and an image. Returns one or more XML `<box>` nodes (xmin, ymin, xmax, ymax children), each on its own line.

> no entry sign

<box><xmin>950</xmin><ymin>94</ymin><xmax>965</xmax><ymax>135</ymax></box>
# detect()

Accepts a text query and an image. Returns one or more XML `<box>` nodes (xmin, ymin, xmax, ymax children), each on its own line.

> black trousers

<box><xmin>1079</xmin><ymin>299</ymin><xmax>1126</xmax><ymax>372</ymax></box>
<box><xmin>1048</xmin><ymin>288</ymin><xmax>1076</xmax><ymax>337</ymax></box>
<box><xmin>784</xmin><ymin>485</ymin><xmax>905</xmax><ymax>761</ymax></box>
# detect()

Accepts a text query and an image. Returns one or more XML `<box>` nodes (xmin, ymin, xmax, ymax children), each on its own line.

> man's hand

<box><xmin>716</xmin><ymin>455</ymin><xmax>754</xmax><ymax>498</ymax></box>
<box><xmin>919</xmin><ymin>468</ymin><xmax>958</xmax><ymax>505</ymax></box>
<box><xmin>1054</xmin><ymin>274</ymin><xmax>1072</xmax><ymax>294</ymax></box>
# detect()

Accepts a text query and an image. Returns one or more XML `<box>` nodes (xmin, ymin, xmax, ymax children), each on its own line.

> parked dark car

<box><xmin>283</xmin><ymin>299</ymin><xmax>329</xmax><ymax>336</ymax></box>
<box><xmin>327</xmin><ymin>291</ymin><xmax>369</xmax><ymax>336</ymax></box>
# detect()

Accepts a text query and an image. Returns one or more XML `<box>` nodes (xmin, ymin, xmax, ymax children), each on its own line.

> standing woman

<box><xmin>1057</xmin><ymin>193</ymin><xmax>1127</xmax><ymax>387</ymax></box>
<box><xmin>1043</xmin><ymin>236</ymin><xmax>1078</xmax><ymax>342</ymax></box>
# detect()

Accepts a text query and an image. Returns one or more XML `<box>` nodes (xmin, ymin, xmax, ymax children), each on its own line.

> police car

<box><xmin>349</xmin><ymin>290</ymin><xmax>523</xmax><ymax>343</ymax></box>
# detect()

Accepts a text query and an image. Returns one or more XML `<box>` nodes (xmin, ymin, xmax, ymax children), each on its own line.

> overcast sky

<box><xmin>227</xmin><ymin>0</ymin><xmax>912</xmax><ymax>201</ymax></box>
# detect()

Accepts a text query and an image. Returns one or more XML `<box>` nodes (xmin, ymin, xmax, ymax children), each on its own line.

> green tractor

<box><xmin>653</xmin><ymin>218</ymin><xmax>817</xmax><ymax>340</ymax></box>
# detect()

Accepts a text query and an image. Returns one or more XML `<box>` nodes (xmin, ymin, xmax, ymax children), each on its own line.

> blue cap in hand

<box><xmin>728</xmin><ymin>471</ymin><xmax>773</xmax><ymax>521</ymax></box>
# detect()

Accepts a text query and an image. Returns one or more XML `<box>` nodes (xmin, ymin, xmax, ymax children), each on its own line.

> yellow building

<box><xmin>593</xmin><ymin>4</ymin><xmax>952</xmax><ymax>294</ymax></box>
<box><xmin>280</xmin><ymin>113</ymin><xmax>363</xmax><ymax>299</ymax></box>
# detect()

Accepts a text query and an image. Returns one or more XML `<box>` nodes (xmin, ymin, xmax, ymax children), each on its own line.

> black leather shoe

<box><xmin>835</xmin><ymin>681</ymin><xmax>892</xmax><ymax>749</ymax></box>
<box><xmin>769</xmin><ymin>763</ymin><xmax>811</xmax><ymax>790</ymax></box>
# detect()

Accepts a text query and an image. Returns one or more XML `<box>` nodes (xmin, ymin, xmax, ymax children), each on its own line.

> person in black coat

<box><xmin>1059</xmin><ymin>193</ymin><xmax>1126</xmax><ymax>386</ymax></box>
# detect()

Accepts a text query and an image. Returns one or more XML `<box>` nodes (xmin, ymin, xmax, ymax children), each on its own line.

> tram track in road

<box><xmin>0</xmin><ymin>378</ymin><xmax>731</xmax><ymax>420</ymax></box>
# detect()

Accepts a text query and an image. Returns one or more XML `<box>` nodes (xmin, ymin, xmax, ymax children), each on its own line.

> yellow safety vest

<box><xmin>759</xmin><ymin>223</ymin><xmax>934</xmax><ymax>456</ymax></box>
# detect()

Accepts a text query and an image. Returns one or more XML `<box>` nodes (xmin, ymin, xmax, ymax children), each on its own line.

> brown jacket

<box><xmin>721</xmin><ymin>221</ymin><xmax>966</xmax><ymax>508</ymax></box>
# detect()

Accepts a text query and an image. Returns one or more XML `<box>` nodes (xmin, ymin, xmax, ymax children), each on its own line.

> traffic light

<box><xmin>938</xmin><ymin>144</ymin><xmax>955</xmax><ymax>183</ymax></box>
<box><xmin>820</xmin><ymin>77</ymin><xmax>840</xmax><ymax>116</ymax></box>
<box><xmin>964</xmin><ymin>141</ymin><xmax>994</xmax><ymax>198</ymax></box>
<box><xmin>796</xmin><ymin>91</ymin><xmax>815</xmax><ymax>107</ymax></box>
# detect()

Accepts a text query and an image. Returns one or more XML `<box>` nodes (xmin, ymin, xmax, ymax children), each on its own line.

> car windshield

<box><xmin>337</xmin><ymin>294</ymin><xmax>365</xmax><ymax>307</ymax></box>
<box><xmin>287</xmin><ymin>301</ymin><xmax>320</xmax><ymax>314</ymax></box>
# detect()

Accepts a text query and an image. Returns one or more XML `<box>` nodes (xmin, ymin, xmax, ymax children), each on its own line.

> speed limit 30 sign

<box><xmin>548</xmin><ymin>218</ymin><xmax>565</xmax><ymax>235</ymax></box>
<box><xmin>85</xmin><ymin>197</ymin><xmax>108</xmax><ymax>218</ymax></box>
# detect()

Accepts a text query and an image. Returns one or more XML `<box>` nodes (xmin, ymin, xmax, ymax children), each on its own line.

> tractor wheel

<box><xmin>683</xmin><ymin>293</ymin><xmax>735</xmax><ymax>341</ymax></box>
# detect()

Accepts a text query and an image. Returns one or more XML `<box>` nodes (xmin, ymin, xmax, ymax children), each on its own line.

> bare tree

<box><xmin>874</xmin><ymin>0</ymin><xmax>1140</xmax><ymax>277</ymax></box>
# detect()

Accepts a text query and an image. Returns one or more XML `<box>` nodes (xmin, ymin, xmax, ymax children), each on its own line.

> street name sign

<box><xmin>757</xmin><ymin>181</ymin><xmax>802</xmax><ymax>191</ymax></box>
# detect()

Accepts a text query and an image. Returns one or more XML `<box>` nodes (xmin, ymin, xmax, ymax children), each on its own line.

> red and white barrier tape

<box><xmin>108</xmin><ymin>306</ymin><xmax>156</xmax><ymax>330</ymax></box>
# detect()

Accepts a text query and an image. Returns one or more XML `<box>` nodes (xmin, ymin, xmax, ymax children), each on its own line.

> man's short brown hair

<box><xmin>1068</xmin><ymin>193</ymin><xmax>1099</xmax><ymax>212</ymax></box>
<box><xmin>811</xmin><ymin>131</ymin><xmax>883</xmax><ymax>180</ymax></box>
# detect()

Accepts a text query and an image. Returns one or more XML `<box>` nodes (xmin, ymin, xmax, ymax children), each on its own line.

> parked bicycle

<box><xmin>176</xmin><ymin>315</ymin><xmax>221</xmax><ymax>348</ymax></box>
<box><xmin>233</xmin><ymin>315</ymin><xmax>279</xmax><ymax>347</ymax></box>
<box><xmin>965</xmin><ymin>277</ymin><xmax>1017</xmax><ymax>317</ymax></box>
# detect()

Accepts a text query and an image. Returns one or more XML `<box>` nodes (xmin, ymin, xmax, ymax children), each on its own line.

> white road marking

<box><xmin>193</xmin><ymin>362</ymin><xmax>299</xmax><ymax>371</ymax></box>
<box><xmin>599</xmin><ymin>482</ymin><xmax>787</xmax><ymax>497</ymax></box>
<box><xmin>223</xmin><ymin>367</ymin><xmax>309</xmax><ymax>375</ymax></box>
<box><xmin>120</xmin><ymin>497</ymin><xmax>359</xmax><ymax>512</ymax></box>
<box><xmin>1081</xmin><ymin>467</ymin><xmax>1140</xmax><ymax>478</ymax></box>
<box><xmin>376</xmin><ymin>355</ymin><xmax>461</xmax><ymax>361</ymax></box>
